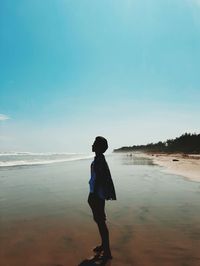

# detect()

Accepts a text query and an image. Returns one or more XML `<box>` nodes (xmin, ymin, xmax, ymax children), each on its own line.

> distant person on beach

<box><xmin>88</xmin><ymin>136</ymin><xmax>117</xmax><ymax>261</ymax></box>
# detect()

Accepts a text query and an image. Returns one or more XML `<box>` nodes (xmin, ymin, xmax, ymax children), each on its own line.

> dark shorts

<box><xmin>88</xmin><ymin>192</ymin><xmax>106</xmax><ymax>223</ymax></box>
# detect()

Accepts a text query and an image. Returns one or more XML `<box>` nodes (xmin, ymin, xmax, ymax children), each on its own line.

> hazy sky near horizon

<box><xmin>0</xmin><ymin>0</ymin><xmax>200</xmax><ymax>153</ymax></box>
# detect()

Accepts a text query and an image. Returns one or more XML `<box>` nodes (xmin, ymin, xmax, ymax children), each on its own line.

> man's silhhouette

<box><xmin>87</xmin><ymin>136</ymin><xmax>116</xmax><ymax>262</ymax></box>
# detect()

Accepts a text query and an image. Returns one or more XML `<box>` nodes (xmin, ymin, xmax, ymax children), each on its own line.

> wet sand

<box><xmin>1</xmin><ymin>154</ymin><xmax>200</xmax><ymax>265</ymax></box>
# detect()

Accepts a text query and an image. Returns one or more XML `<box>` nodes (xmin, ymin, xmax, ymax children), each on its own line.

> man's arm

<box><xmin>93</xmin><ymin>158</ymin><xmax>107</xmax><ymax>194</ymax></box>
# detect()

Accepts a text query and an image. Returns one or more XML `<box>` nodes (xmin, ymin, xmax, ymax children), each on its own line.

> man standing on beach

<box><xmin>88</xmin><ymin>136</ymin><xmax>117</xmax><ymax>262</ymax></box>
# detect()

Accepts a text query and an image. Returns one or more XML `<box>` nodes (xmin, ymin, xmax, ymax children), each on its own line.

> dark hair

<box><xmin>95</xmin><ymin>136</ymin><xmax>108</xmax><ymax>153</ymax></box>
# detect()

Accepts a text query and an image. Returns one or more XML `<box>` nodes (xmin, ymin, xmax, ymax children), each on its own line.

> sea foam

<box><xmin>0</xmin><ymin>152</ymin><xmax>93</xmax><ymax>167</ymax></box>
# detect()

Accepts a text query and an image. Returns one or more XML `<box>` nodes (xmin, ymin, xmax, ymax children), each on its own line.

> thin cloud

<box><xmin>0</xmin><ymin>114</ymin><xmax>10</xmax><ymax>121</ymax></box>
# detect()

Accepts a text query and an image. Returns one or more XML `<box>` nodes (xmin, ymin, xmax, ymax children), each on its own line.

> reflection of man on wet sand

<box><xmin>87</xmin><ymin>136</ymin><xmax>117</xmax><ymax>263</ymax></box>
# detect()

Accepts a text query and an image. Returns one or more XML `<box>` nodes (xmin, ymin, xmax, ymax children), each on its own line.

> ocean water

<box><xmin>0</xmin><ymin>151</ymin><xmax>93</xmax><ymax>167</ymax></box>
<box><xmin>0</xmin><ymin>153</ymin><xmax>200</xmax><ymax>266</ymax></box>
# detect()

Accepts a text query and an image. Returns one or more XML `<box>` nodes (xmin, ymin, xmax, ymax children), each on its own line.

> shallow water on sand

<box><xmin>0</xmin><ymin>153</ymin><xmax>200</xmax><ymax>266</ymax></box>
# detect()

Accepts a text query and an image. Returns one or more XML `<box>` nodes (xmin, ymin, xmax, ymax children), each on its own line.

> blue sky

<box><xmin>0</xmin><ymin>0</ymin><xmax>200</xmax><ymax>152</ymax></box>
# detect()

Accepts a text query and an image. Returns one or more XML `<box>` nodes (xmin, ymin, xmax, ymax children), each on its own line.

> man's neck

<box><xmin>95</xmin><ymin>152</ymin><xmax>104</xmax><ymax>157</ymax></box>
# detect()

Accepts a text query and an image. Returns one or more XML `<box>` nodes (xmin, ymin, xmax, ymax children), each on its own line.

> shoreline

<box><xmin>134</xmin><ymin>152</ymin><xmax>200</xmax><ymax>182</ymax></box>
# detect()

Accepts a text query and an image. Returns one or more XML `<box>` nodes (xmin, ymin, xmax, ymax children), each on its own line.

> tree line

<box><xmin>113</xmin><ymin>133</ymin><xmax>200</xmax><ymax>154</ymax></box>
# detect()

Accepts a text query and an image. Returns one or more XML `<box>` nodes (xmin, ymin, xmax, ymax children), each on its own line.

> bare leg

<box><xmin>96</xmin><ymin>220</ymin><xmax>111</xmax><ymax>255</ymax></box>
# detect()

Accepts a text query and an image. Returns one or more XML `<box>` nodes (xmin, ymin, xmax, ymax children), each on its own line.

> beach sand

<box><xmin>1</xmin><ymin>154</ymin><xmax>200</xmax><ymax>266</ymax></box>
<box><xmin>138</xmin><ymin>153</ymin><xmax>200</xmax><ymax>182</ymax></box>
